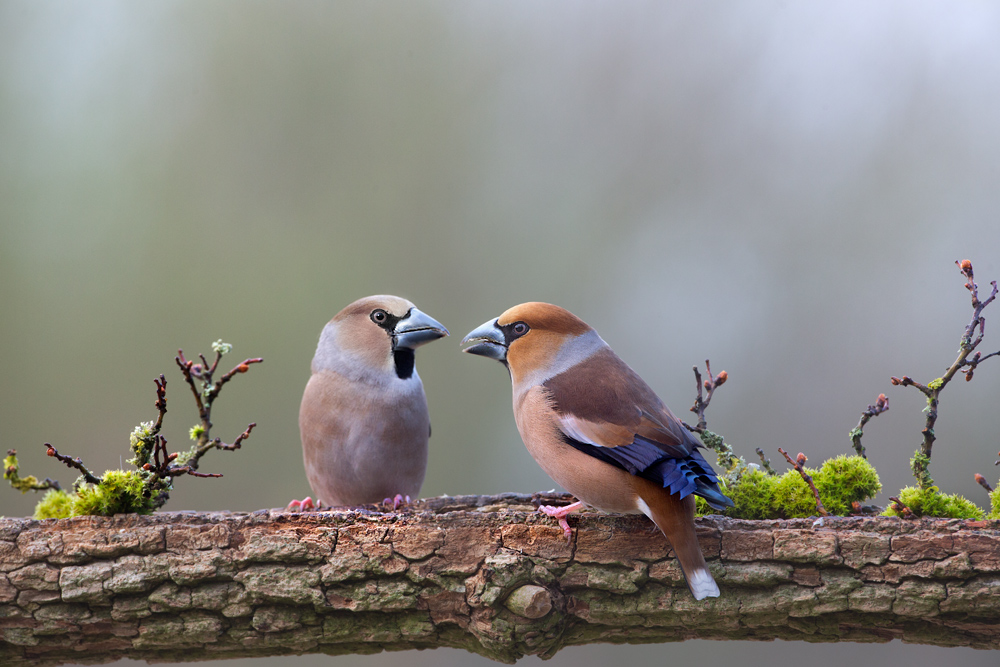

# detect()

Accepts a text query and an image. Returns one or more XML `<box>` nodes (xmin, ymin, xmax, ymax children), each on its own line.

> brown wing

<box><xmin>542</xmin><ymin>347</ymin><xmax>699</xmax><ymax>457</ymax></box>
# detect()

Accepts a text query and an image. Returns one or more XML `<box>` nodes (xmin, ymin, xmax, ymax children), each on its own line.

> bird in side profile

<box><xmin>462</xmin><ymin>302</ymin><xmax>733</xmax><ymax>600</ymax></box>
<box><xmin>292</xmin><ymin>295</ymin><xmax>448</xmax><ymax>510</ymax></box>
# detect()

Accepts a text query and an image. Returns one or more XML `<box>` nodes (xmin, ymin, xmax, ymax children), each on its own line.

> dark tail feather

<box><xmin>695</xmin><ymin>478</ymin><xmax>734</xmax><ymax>510</ymax></box>
<box><xmin>640</xmin><ymin>490</ymin><xmax>720</xmax><ymax>601</ymax></box>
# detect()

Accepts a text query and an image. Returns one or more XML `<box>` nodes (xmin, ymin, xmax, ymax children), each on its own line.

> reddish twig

<box><xmin>152</xmin><ymin>375</ymin><xmax>167</xmax><ymax>433</ymax></box>
<box><xmin>888</xmin><ymin>496</ymin><xmax>914</xmax><ymax>518</ymax></box>
<box><xmin>849</xmin><ymin>393</ymin><xmax>888</xmax><ymax>459</ymax></box>
<box><xmin>778</xmin><ymin>447</ymin><xmax>828</xmax><ymax>516</ymax></box>
<box><xmin>206</xmin><ymin>358</ymin><xmax>263</xmax><ymax>403</ymax></box>
<box><xmin>175</xmin><ymin>345</ymin><xmax>262</xmax><ymax>471</ymax></box>
<box><xmin>210</xmin><ymin>423</ymin><xmax>256</xmax><ymax>452</ymax></box>
<box><xmin>44</xmin><ymin>443</ymin><xmax>101</xmax><ymax>486</ymax></box>
<box><xmin>974</xmin><ymin>473</ymin><xmax>994</xmax><ymax>494</ymax></box>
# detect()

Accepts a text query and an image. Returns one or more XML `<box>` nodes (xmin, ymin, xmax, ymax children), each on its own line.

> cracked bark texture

<box><xmin>1</xmin><ymin>493</ymin><xmax>999</xmax><ymax>665</ymax></box>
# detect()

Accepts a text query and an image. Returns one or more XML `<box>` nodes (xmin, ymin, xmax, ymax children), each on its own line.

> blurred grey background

<box><xmin>2</xmin><ymin>1</ymin><xmax>999</xmax><ymax>665</ymax></box>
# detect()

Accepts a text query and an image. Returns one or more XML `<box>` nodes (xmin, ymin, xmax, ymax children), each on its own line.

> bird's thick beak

<box><xmin>393</xmin><ymin>308</ymin><xmax>449</xmax><ymax>350</ymax></box>
<box><xmin>461</xmin><ymin>318</ymin><xmax>507</xmax><ymax>361</ymax></box>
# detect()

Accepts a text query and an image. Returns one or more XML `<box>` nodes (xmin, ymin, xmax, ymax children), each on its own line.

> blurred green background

<box><xmin>2</xmin><ymin>1</ymin><xmax>999</xmax><ymax>665</ymax></box>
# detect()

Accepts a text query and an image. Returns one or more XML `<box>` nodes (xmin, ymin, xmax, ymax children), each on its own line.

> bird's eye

<box><xmin>513</xmin><ymin>322</ymin><xmax>528</xmax><ymax>336</ymax></box>
<box><xmin>371</xmin><ymin>309</ymin><xmax>388</xmax><ymax>324</ymax></box>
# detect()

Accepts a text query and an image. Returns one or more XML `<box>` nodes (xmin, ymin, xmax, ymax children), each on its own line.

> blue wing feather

<box><xmin>563</xmin><ymin>436</ymin><xmax>734</xmax><ymax>510</ymax></box>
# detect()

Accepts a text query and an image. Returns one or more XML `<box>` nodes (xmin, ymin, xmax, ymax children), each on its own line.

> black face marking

<box><xmin>393</xmin><ymin>348</ymin><xmax>415</xmax><ymax>380</ymax></box>
<box><xmin>372</xmin><ymin>307</ymin><xmax>408</xmax><ymax>332</ymax></box>
<box><xmin>498</xmin><ymin>321</ymin><xmax>530</xmax><ymax>345</ymax></box>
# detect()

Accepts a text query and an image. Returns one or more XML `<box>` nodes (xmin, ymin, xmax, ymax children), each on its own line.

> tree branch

<box><xmin>2</xmin><ymin>494</ymin><xmax>999</xmax><ymax>665</ymax></box>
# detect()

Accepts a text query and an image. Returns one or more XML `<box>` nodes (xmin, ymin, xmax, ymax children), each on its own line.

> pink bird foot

<box><xmin>285</xmin><ymin>496</ymin><xmax>316</xmax><ymax>512</ymax></box>
<box><xmin>381</xmin><ymin>494</ymin><xmax>412</xmax><ymax>510</ymax></box>
<box><xmin>538</xmin><ymin>501</ymin><xmax>584</xmax><ymax>542</ymax></box>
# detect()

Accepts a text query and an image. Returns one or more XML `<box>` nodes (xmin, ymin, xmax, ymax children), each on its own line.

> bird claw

<box><xmin>538</xmin><ymin>502</ymin><xmax>581</xmax><ymax>543</ymax></box>
<box><xmin>381</xmin><ymin>494</ymin><xmax>411</xmax><ymax>510</ymax></box>
<box><xmin>285</xmin><ymin>496</ymin><xmax>316</xmax><ymax>512</ymax></box>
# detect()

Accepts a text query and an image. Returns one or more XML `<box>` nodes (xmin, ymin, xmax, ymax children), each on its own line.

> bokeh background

<box><xmin>2</xmin><ymin>1</ymin><xmax>1000</xmax><ymax>665</ymax></box>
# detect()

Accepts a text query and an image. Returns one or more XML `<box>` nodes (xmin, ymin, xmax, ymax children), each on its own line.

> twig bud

<box><xmin>975</xmin><ymin>473</ymin><xmax>994</xmax><ymax>493</ymax></box>
<box><xmin>237</xmin><ymin>363</ymin><xmax>249</xmax><ymax>373</ymax></box>
<box><xmin>46</xmin><ymin>446</ymin><xmax>55</xmax><ymax>457</ymax></box>
<box><xmin>796</xmin><ymin>452</ymin><xmax>807</xmax><ymax>467</ymax></box>
<box><xmin>715</xmin><ymin>370</ymin><xmax>728</xmax><ymax>386</ymax></box>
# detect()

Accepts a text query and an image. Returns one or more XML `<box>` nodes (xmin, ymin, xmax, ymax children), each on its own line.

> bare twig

<box><xmin>44</xmin><ymin>443</ymin><xmax>101</xmax><ymax>486</ymax></box>
<box><xmin>687</xmin><ymin>360</ymin><xmax>727</xmax><ymax>433</ymax></box>
<box><xmin>682</xmin><ymin>361</ymin><xmax>741</xmax><ymax>482</ymax></box>
<box><xmin>849</xmin><ymin>393</ymin><xmax>888</xmax><ymax>459</ymax></box>
<box><xmin>755</xmin><ymin>447</ymin><xmax>776</xmax><ymax>476</ymax></box>
<box><xmin>176</xmin><ymin>346</ymin><xmax>262</xmax><ymax>471</ymax></box>
<box><xmin>778</xmin><ymin>447</ymin><xmax>828</xmax><ymax>517</ymax></box>
<box><xmin>891</xmin><ymin>260</ymin><xmax>999</xmax><ymax>489</ymax></box>
<box><xmin>209</xmin><ymin>422</ymin><xmax>256</xmax><ymax>452</ymax></box>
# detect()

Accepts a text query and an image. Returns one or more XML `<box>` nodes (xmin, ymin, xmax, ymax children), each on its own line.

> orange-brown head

<box><xmin>462</xmin><ymin>302</ymin><xmax>605</xmax><ymax>389</ymax></box>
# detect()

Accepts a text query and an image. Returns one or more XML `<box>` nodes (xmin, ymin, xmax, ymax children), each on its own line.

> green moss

<box><xmin>697</xmin><ymin>455</ymin><xmax>881</xmax><ymax>519</ymax></box>
<box><xmin>71</xmin><ymin>470</ymin><xmax>153</xmax><ymax>517</ymax></box>
<box><xmin>813</xmin><ymin>455</ymin><xmax>882</xmax><ymax>515</ymax></box>
<box><xmin>33</xmin><ymin>489</ymin><xmax>74</xmax><ymax>519</ymax></box>
<box><xmin>988</xmin><ymin>487</ymin><xmax>1000</xmax><ymax>520</ymax></box>
<box><xmin>883</xmin><ymin>485</ymin><xmax>985</xmax><ymax>519</ymax></box>
<box><xmin>721</xmin><ymin>468</ymin><xmax>779</xmax><ymax>519</ymax></box>
<box><xmin>4</xmin><ymin>450</ymin><xmax>56</xmax><ymax>493</ymax></box>
<box><xmin>771</xmin><ymin>469</ymin><xmax>821</xmax><ymax>518</ymax></box>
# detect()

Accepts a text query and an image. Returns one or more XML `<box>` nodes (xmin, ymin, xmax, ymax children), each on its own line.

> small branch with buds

<box><xmin>849</xmin><ymin>393</ymin><xmax>889</xmax><ymax>460</ymax></box>
<box><xmin>974</xmin><ymin>473</ymin><xmax>994</xmax><ymax>494</ymax></box>
<box><xmin>681</xmin><ymin>361</ymin><xmax>743</xmax><ymax>482</ymax></box>
<box><xmin>5</xmin><ymin>339</ymin><xmax>261</xmax><ymax>517</ymax></box>
<box><xmin>4</xmin><ymin>449</ymin><xmax>62</xmax><ymax>493</ymax></box>
<box><xmin>175</xmin><ymin>341</ymin><xmax>262</xmax><ymax>471</ymax></box>
<box><xmin>687</xmin><ymin>360</ymin><xmax>728</xmax><ymax>433</ymax></box>
<box><xmin>890</xmin><ymin>260</ymin><xmax>999</xmax><ymax>489</ymax></box>
<box><xmin>44</xmin><ymin>443</ymin><xmax>101</xmax><ymax>486</ymax></box>
<box><xmin>778</xmin><ymin>448</ymin><xmax>828</xmax><ymax>517</ymax></box>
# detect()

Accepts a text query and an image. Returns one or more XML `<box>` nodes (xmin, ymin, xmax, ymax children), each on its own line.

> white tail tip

<box><xmin>688</xmin><ymin>568</ymin><xmax>720</xmax><ymax>600</ymax></box>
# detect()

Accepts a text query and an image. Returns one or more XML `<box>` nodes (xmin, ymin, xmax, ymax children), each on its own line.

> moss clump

<box><xmin>988</xmin><ymin>487</ymin><xmax>1000</xmax><ymax>520</ymax></box>
<box><xmin>697</xmin><ymin>455</ymin><xmax>881</xmax><ymax>519</ymax></box>
<box><xmin>771</xmin><ymin>469</ymin><xmax>821</xmax><ymax>518</ymax></box>
<box><xmin>33</xmin><ymin>489</ymin><xmax>74</xmax><ymax>519</ymax></box>
<box><xmin>719</xmin><ymin>468</ymin><xmax>778</xmax><ymax>519</ymax></box>
<box><xmin>71</xmin><ymin>470</ymin><xmax>153</xmax><ymax>517</ymax></box>
<box><xmin>883</xmin><ymin>485</ymin><xmax>984</xmax><ymax>519</ymax></box>
<box><xmin>814</xmin><ymin>455</ymin><xmax>882</xmax><ymax>515</ymax></box>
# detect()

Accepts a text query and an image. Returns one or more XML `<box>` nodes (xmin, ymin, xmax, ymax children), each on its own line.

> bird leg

<box><xmin>382</xmin><ymin>494</ymin><xmax>412</xmax><ymax>510</ymax></box>
<box><xmin>538</xmin><ymin>501</ymin><xmax>584</xmax><ymax>542</ymax></box>
<box><xmin>284</xmin><ymin>496</ymin><xmax>316</xmax><ymax>512</ymax></box>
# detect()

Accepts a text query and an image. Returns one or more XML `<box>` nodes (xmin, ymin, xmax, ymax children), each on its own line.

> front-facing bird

<box><xmin>297</xmin><ymin>295</ymin><xmax>448</xmax><ymax>509</ymax></box>
<box><xmin>462</xmin><ymin>302</ymin><xmax>733</xmax><ymax>600</ymax></box>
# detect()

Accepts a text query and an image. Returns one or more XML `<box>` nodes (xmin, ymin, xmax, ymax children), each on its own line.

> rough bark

<box><xmin>1</xmin><ymin>493</ymin><xmax>999</xmax><ymax>665</ymax></box>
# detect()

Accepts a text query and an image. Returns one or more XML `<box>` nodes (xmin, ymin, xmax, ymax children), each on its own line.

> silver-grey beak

<box><xmin>393</xmin><ymin>308</ymin><xmax>449</xmax><ymax>350</ymax></box>
<box><xmin>461</xmin><ymin>318</ymin><xmax>507</xmax><ymax>361</ymax></box>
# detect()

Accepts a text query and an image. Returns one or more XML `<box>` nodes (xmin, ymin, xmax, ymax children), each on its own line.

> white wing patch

<box><xmin>557</xmin><ymin>414</ymin><xmax>608</xmax><ymax>447</ymax></box>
